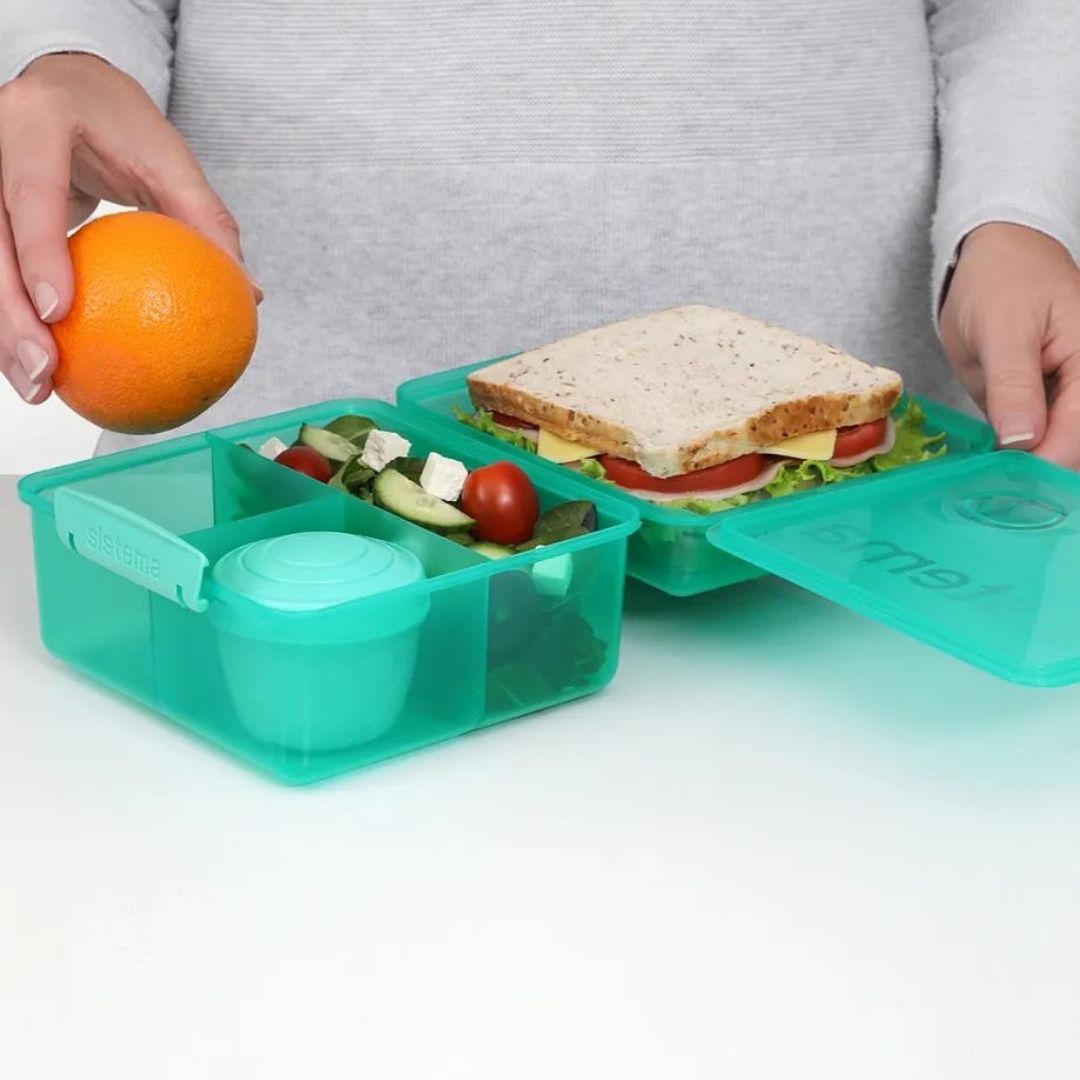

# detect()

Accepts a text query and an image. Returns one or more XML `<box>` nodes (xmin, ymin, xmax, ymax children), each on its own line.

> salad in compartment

<box><xmin>243</xmin><ymin>413</ymin><xmax>603</xmax><ymax>556</ymax></box>
<box><xmin>238</xmin><ymin>412</ymin><xmax>618</xmax><ymax>710</ymax></box>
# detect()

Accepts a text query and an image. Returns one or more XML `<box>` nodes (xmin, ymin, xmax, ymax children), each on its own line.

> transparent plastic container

<box><xmin>19</xmin><ymin>401</ymin><xmax>639</xmax><ymax>784</ymax></box>
<box><xmin>710</xmin><ymin>451</ymin><xmax>1080</xmax><ymax>687</ymax></box>
<box><xmin>397</xmin><ymin>358</ymin><xmax>999</xmax><ymax>596</ymax></box>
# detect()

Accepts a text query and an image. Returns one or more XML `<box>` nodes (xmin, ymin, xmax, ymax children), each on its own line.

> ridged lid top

<box><xmin>213</xmin><ymin>532</ymin><xmax>424</xmax><ymax>611</ymax></box>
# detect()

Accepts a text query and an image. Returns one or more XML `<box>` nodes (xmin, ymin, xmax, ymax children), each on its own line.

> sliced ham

<box><xmin>621</xmin><ymin>459</ymin><xmax>789</xmax><ymax>504</ymax></box>
<box><xmin>829</xmin><ymin>417</ymin><xmax>896</xmax><ymax>467</ymax></box>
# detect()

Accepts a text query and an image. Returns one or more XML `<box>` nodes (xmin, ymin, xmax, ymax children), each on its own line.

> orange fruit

<box><xmin>52</xmin><ymin>211</ymin><xmax>258</xmax><ymax>434</ymax></box>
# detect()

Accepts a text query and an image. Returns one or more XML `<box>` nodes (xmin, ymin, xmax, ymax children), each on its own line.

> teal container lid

<box><xmin>709</xmin><ymin>452</ymin><xmax>1080</xmax><ymax>687</ymax></box>
<box><xmin>210</xmin><ymin>531</ymin><xmax>428</xmax><ymax>643</ymax></box>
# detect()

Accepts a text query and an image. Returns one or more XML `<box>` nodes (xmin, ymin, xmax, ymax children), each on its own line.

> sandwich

<box><xmin>457</xmin><ymin>305</ymin><xmax>946</xmax><ymax>513</ymax></box>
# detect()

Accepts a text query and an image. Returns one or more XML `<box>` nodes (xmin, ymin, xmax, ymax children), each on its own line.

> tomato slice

<box><xmin>492</xmin><ymin>411</ymin><xmax>537</xmax><ymax>431</ymax></box>
<box><xmin>599</xmin><ymin>453</ymin><xmax>766</xmax><ymax>494</ymax></box>
<box><xmin>832</xmin><ymin>419</ymin><xmax>888</xmax><ymax>461</ymax></box>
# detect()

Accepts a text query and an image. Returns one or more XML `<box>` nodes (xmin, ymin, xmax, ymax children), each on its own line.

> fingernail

<box><xmin>15</xmin><ymin>339</ymin><xmax>51</xmax><ymax>382</ymax></box>
<box><xmin>1000</xmin><ymin>432</ymin><xmax>1036</xmax><ymax>447</ymax></box>
<box><xmin>998</xmin><ymin>415</ymin><xmax>1037</xmax><ymax>448</ymax></box>
<box><xmin>7</xmin><ymin>360</ymin><xmax>44</xmax><ymax>404</ymax></box>
<box><xmin>33</xmin><ymin>282</ymin><xmax>60</xmax><ymax>322</ymax></box>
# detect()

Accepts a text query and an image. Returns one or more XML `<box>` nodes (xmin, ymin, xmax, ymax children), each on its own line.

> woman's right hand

<box><xmin>0</xmin><ymin>53</ymin><xmax>256</xmax><ymax>404</ymax></box>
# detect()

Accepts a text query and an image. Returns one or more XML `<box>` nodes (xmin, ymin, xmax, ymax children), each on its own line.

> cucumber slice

<box><xmin>471</xmin><ymin>542</ymin><xmax>514</xmax><ymax>560</ymax></box>
<box><xmin>297</xmin><ymin>423</ymin><xmax>361</xmax><ymax>463</ymax></box>
<box><xmin>373</xmin><ymin>468</ymin><xmax>476</xmax><ymax>533</ymax></box>
<box><xmin>445</xmin><ymin>531</ymin><xmax>476</xmax><ymax>547</ymax></box>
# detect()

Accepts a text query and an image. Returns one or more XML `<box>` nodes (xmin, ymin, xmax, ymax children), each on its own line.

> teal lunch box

<box><xmin>18</xmin><ymin>400</ymin><xmax>639</xmax><ymax>784</ymax></box>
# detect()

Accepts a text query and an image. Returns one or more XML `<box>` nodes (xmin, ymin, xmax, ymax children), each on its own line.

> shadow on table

<box><xmin>623</xmin><ymin>575</ymin><xmax>1080</xmax><ymax>793</ymax></box>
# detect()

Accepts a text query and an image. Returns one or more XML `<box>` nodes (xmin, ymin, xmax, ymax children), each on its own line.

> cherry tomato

<box><xmin>275</xmin><ymin>445</ymin><xmax>334</xmax><ymax>483</ymax></box>
<box><xmin>831</xmin><ymin>419</ymin><xmax>888</xmax><ymax>461</ymax></box>
<box><xmin>599</xmin><ymin>452</ymin><xmax>766</xmax><ymax>494</ymax></box>
<box><xmin>492</xmin><ymin>411</ymin><xmax>537</xmax><ymax>431</ymax></box>
<box><xmin>460</xmin><ymin>461</ymin><xmax>539</xmax><ymax>544</ymax></box>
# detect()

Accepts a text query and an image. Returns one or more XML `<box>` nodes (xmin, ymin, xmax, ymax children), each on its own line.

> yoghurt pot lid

<box><xmin>209</xmin><ymin>532</ymin><xmax>429</xmax><ymax>643</ymax></box>
<box><xmin>213</xmin><ymin>531</ymin><xmax>425</xmax><ymax>610</ymax></box>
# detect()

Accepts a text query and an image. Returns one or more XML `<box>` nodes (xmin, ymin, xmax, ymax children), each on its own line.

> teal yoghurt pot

<box><xmin>209</xmin><ymin>531</ymin><xmax>429</xmax><ymax>753</ymax></box>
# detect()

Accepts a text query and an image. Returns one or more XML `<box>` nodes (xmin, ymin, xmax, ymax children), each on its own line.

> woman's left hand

<box><xmin>940</xmin><ymin>221</ymin><xmax>1080</xmax><ymax>469</ymax></box>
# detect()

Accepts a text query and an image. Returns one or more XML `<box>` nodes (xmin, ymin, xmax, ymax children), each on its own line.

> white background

<box><xmin>0</xmin><ymin>202</ymin><xmax>120</xmax><ymax>475</ymax></box>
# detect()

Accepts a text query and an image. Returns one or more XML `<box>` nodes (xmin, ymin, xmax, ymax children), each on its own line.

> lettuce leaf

<box><xmin>666</xmin><ymin>400</ymin><xmax>948</xmax><ymax>515</ymax></box>
<box><xmin>456</xmin><ymin>400</ymin><xmax>948</xmax><ymax>517</ymax></box>
<box><xmin>872</xmin><ymin>399</ymin><xmax>947</xmax><ymax>470</ymax></box>
<box><xmin>577</xmin><ymin>457</ymin><xmax>608</xmax><ymax>481</ymax></box>
<box><xmin>763</xmin><ymin>457</ymin><xmax>874</xmax><ymax>499</ymax></box>
<box><xmin>453</xmin><ymin>406</ymin><xmax>538</xmax><ymax>453</ymax></box>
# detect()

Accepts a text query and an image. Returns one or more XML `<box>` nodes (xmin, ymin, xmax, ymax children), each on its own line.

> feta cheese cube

<box><xmin>258</xmin><ymin>436</ymin><xmax>289</xmax><ymax>460</ymax></box>
<box><xmin>420</xmin><ymin>452</ymin><xmax>469</xmax><ymax>502</ymax></box>
<box><xmin>360</xmin><ymin>429</ymin><xmax>412</xmax><ymax>472</ymax></box>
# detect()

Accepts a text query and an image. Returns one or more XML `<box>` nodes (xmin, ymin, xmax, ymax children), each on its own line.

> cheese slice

<box><xmin>537</xmin><ymin>428</ymin><xmax>604</xmax><ymax>464</ymax></box>
<box><xmin>763</xmin><ymin>429</ymin><xmax>837</xmax><ymax>460</ymax></box>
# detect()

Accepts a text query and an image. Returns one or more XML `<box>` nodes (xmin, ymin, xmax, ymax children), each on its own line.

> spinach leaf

<box><xmin>330</xmin><ymin>455</ymin><xmax>376</xmax><ymax>496</ymax></box>
<box><xmin>388</xmin><ymin>456</ymin><xmax>427</xmax><ymax>485</ymax></box>
<box><xmin>530</xmin><ymin>500</ymin><xmax>598</xmax><ymax>546</ymax></box>
<box><xmin>486</xmin><ymin>605</ymin><xmax>608</xmax><ymax>714</ymax></box>
<box><xmin>325</xmin><ymin>414</ymin><xmax>377</xmax><ymax>444</ymax></box>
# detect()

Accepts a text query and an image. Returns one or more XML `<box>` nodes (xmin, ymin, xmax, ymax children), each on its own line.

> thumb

<box><xmin>975</xmin><ymin>317</ymin><xmax>1048</xmax><ymax>450</ymax></box>
<box><xmin>159</xmin><ymin>182</ymin><xmax>244</xmax><ymax>263</ymax></box>
<box><xmin>156</xmin><ymin>183</ymin><xmax>263</xmax><ymax>304</ymax></box>
<box><xmin>135</xmin><ymin>135</ymin><xmax>262</xmax><ymax>300</ymax></box>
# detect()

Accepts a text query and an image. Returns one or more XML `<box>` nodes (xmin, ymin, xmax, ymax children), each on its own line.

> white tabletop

<box><xmin>4</xmin><ymin>474</ymin><xmax>1080</xmax><ymax>1080</ymax></box>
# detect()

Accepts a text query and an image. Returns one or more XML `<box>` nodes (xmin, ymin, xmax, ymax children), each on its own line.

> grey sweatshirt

<box><xmin>4</xmin><ymin>1</ymin><xmax>1080</xmax><ymax>454</ymax></box>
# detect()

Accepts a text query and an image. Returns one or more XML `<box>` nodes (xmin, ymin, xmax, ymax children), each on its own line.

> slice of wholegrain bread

<box><xmin>467</xmin><ymin>305</ymin><xmax>902</xmax><ymax>477</ymax></box>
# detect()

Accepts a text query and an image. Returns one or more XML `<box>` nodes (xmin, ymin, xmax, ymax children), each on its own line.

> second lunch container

<box><xmin>399</xmin><ymin>356</ymin><xmax>1080</xmax><ymax>689</ymax></box>
<box><xmin>396</xmin><ymin>358</ymin><xmax>998</xmax><ymax>596</ymax></box>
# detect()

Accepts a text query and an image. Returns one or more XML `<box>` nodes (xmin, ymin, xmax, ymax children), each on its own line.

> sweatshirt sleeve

<box><xmin>927</xmin><ymin>0</ymin><xmax>1080</xmax><ymax>313</ymax></box>
<box><xmin>0</xmin><ymin>0</ymin><xmax>178</xmax><ymax>112</ymax></box>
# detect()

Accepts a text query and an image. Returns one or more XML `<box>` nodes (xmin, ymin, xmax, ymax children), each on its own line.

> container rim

<box><xmin>19</xmin><ymin>395</ymin><xmax>640</xmax><ymax>606</ymax></box>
